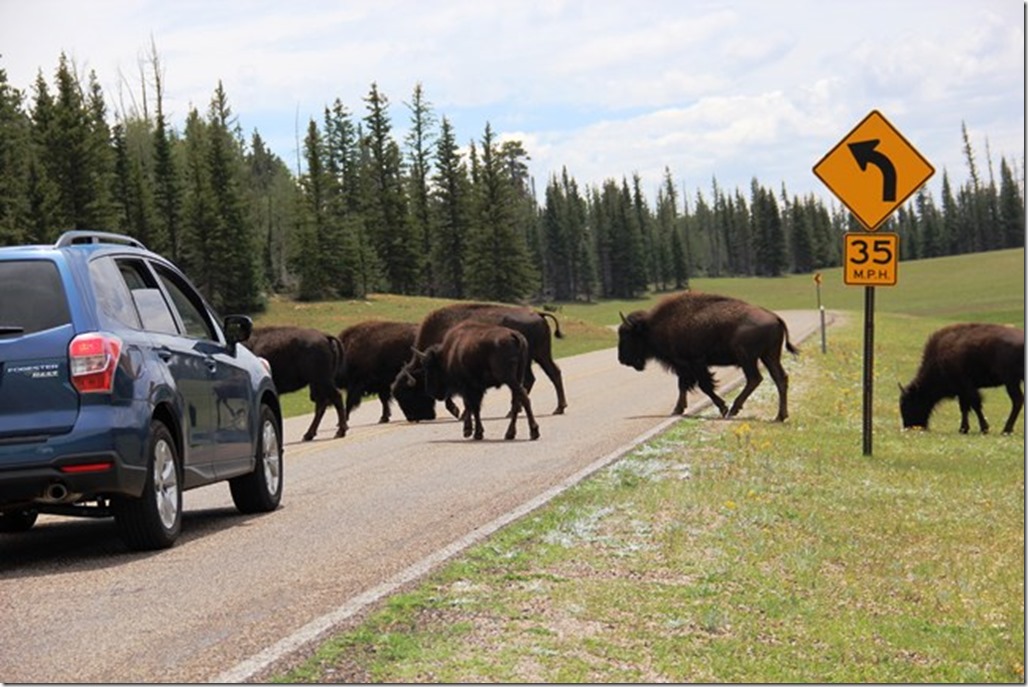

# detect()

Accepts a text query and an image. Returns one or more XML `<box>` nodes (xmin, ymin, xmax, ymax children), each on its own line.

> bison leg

<box><xmin>536</xmin><ymin>359</ymin><xmax>567</xmax><ymax>415</ymax></box>
<box><xmin>1003</xmin><ymin>380</ymin><xmax>1023</xmax><ymax>434</ymax></box>
<box><xmin>332</xmin><ymin>389</ymin><xmax>348</xmax><ymax>438</ymax></box>
<box><xmin>445</xmin><ymin>395</ymin><xmax>463</xmax><ymax>419</ymax></box>
<box><xmin>672</xmin><ymin>374</ymin><xmax>690</xmax><ymax>415</ymax></box>
<box><xmin>694</xmin><ymin>369</ymin><xmax>729</xmax><ymax>417</ymax></box>
<box><xmin>505</xmin><ymin>385</ymin><xmax>540</xmax><ymax>441</ymax></box>
<box><xmin>378</xmin><ymin>391</ymin><xmax>392</xmax><ymax>423</ymax></box>
<box><xmin>727</xmin><ymin>362</ymin><xmax>763</xmax><ymax>419</ymax></box>
<box><xmin>957</xmin><ymin>389</ymin><xmax>988</xmax><ymax>434</ymax></box>
<box><xmin>463</xmin><ymin>392</ymin><xmax>485</xmax><ymax>440</ymax></box>
<box><xmin>303</xmin><ymin>402</ymin><xmax>328</xmax><ymax>441</ymax></box>
<box><xmin>507</xmin><ymin>367</ymin><xmax>536</xmax><ymax>418</ymax></box>
<box><xmin>762</xmin><ymin>354</ymin><xmax>790</xmax><ymax>422</ymax></box>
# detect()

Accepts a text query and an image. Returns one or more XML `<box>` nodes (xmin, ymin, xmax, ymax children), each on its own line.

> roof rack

<box><xmin>54</xmin><ymin>231</ymin><xmax>147</xmax><ymax>250</ymax></box>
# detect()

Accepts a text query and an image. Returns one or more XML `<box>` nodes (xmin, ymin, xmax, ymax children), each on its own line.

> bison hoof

<box><xmin>553</xmin><ymin>406</ymin><xmax>566</xmax><ymax>415</ymax></box>
<box><xmin>505</xmin><ymin>431</ymin><xmax>516</xmax><ymax>440</ymax></box>
<box><xmin>473</xmin><ymin>432</ymin><xmax>484</xmax><ymax>440</ymax></box>
<box><xmin>530</xmin><ymin>428</ymin><xmax>540</xmax><ymax>440</ymax></box>
<box><xmin>302</xmin><ymin>432</ymin><xmax>315</xmax><ymax>442</ymax></box>
<box><xmin>378</xmin><ymin>417</ymin><xmax>390</xmax><ymax>424</ymax></box>
<box><xmin>335</xmin><ymin>429</ymin><xmax>347</xmax><ymax>438</ymax></box>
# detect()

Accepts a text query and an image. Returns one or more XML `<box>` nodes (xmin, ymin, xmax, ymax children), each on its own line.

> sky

<box><xmin>0</xmin><ymin>0</ymin><xmax>1024</xmax><ymax>208</ymax></box>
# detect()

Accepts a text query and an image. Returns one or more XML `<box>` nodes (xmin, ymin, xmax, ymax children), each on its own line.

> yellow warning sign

<box><xmin>843</xmin><ymin>232</ymin><xmax>899</xmax><ymax>286</ymax></box>
<box><xmin>813</xmin><ymin>110</ymin><xmax>934</xmax><ymax>231</ymax></box>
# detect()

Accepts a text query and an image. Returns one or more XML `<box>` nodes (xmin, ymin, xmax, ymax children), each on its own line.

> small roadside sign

<box><xmin>813</xmin><ymin>110</ymin><xmax>935</xmax><ymax>231</ymax></box>
<box><xmin>843</xmin><ymin>233</ymin><xmax>899</xmax><ymax>286</ymax></box>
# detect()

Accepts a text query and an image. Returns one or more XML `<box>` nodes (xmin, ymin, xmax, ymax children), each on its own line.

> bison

<box><xmin>246</xmin><ymin>326</ymin><xmax>347</xmax><ymax>441</ymax></box>
<box><xmin>617</xmin><ymin>291</ymin><xmax>798</xmax><ymax>422</ymax></box>
<box><xmin>397</xmin><ymin>320</ymin><xmax>540</xmax><ymax>441</ymax></box>
<box><xmin>337</xmin><ymin>320</ymin><xmax>417</xmax><ymax>424</ymax></box>
<box><xmin>392</xmin><ymin>303</ymin><xmax>567</xmax><ymax>422</ymax></box>
<box><xmin>899</xmin><ymin>323</ymin><xmax>1024</xmax><ymax>434</ymax></box>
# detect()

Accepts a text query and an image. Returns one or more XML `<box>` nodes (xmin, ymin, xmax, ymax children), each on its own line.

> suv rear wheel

<box><xmin>229</xmin><ymin>404</ymin><xmax>282</xmax><ymax>513</ymax></box>
<box><xmin>113</xmin><ymin>420</ymin><xmax>182</xmax><ymax>550</ymax></box>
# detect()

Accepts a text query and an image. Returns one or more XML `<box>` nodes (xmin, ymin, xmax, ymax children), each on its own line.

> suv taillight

<box><xmin>69</xmin><ymin>333</ymin><xmax>123</xmax><ymax>393</ymax></box>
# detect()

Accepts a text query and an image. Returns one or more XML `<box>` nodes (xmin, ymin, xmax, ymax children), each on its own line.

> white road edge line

<box><xmin>213</xmin><ymin>400</ymin><xmax>709</xmax><ymax>683</ymax></box>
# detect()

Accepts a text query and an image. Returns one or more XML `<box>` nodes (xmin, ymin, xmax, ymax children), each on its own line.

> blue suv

<box><xmin>0</xmin><ymin>231</ymin><xmax>283</xmax><ymax>550</ymax></box>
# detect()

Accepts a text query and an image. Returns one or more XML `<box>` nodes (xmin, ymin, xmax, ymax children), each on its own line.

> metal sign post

<box><xmin>814</xmin><ymin>272</ymin><xmax>827</xmax><ymax>354</ymax></box>
<box><xmin>862</xmin><ymin>286</ymin><xmax>875</xmax><ymax>456</ymax></box>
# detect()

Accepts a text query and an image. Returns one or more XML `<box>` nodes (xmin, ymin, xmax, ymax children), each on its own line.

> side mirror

<box><xmin>223</xmin><ymin>315</ymin><xmax>253</xmax><ymax>346</ymax></box>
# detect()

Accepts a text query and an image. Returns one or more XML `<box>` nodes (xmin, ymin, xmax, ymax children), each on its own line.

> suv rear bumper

<box><xmin>0</xmin><ymin>408</ymin><xmax>152</xmax><ymax>510</ymax></box>
<box><xmin>0</xmin><ymin>453</ymin><xmax>147</xmax><ymax>510</ymax></box>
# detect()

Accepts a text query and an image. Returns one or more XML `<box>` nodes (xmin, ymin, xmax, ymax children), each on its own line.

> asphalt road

<box><xmin>0</xmin><ymin>310</ymin><xmax>824</xmax><ymax>684</ymax></box>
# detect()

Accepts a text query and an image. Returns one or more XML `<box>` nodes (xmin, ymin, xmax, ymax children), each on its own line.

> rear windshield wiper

<box><xmin>0</xmin><ymin>325</ymin><xmax>25</xmax><ymax>335</ymax></box>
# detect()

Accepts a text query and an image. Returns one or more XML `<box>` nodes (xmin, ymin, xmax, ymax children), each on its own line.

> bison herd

<box><xmin>242</xmin><ymin>292</ymin><xmax>1024</xmax><ymax>442</ymax></box>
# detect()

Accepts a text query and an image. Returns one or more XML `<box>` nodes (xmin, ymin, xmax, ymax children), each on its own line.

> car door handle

<box><xmin>156</xmin><ymin>347</ymin><xmax>173</xmax><ymax>362</ymax></box>
<box><xmin>205</xmin><ymin>358</ymin><xmax>217</xmax><ymax>373</ymax></box>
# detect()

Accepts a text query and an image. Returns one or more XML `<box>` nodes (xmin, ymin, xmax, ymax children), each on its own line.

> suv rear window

<box><xmin>0</xmin><ymin>260</ymin><xmax>71</xmax><ymax>335</ymax></box>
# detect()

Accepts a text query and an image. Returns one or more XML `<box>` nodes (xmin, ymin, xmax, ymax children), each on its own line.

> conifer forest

<box><xmin>0</xmin><ymin>53</ymin><xmax>1023</xmax><ymax>314</ymax></box>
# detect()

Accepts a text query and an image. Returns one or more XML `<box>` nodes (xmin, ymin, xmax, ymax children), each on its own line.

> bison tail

<box><xmin>778</xmin><ymin>316</ymin><xmax>800</xmax><ymax>356</ymax></box>
<box><xmin>539</xmin><ymin>311</ymin><xmax>565</xmax><ymax>339</ymax></box>
<box><xmin>328</xmin><ymin>334</ymin><xmax>346</xmax><ymax>386</ymax></box>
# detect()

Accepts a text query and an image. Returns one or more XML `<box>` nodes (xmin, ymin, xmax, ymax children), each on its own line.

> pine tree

<box><xmin>294</xmin><ymin>119</ymin><xmax>331</xmax><ymax>300</ymax></box>
<box><xmin>0</xmin><ymin>66</ymin><xmax>32</xmax><ymax>245</ymax></box>
<box><xmin>180</xmin><ymin>107</ymin><xmax>219</xmax><ymax>294</ymax></box>
<box><xmin>404</xmin><ymin>83</ymin><xmax>436</xmax><ymax>295</ymax></box>
<box><xmin>362</xmin><ymin>82</ymin><xmax>418</xmax><ymax>294</ymax></box>
<box><xmin>464</xmin><ymin>123</ymin><xmax>534</xmax><ymax>302</ymax></box>
<box><xmin>206</xmin><ymin>82</ymin><xmax>262</xmax><ymax>312</ymax></box>
<box><xmin>83</xmin><ymin>70</ymin><xmax>117</xmax><ymax>230</ymax></box>
<box><xmin>150</xmin><ymin>47</ymin><xmax>180</xmax><ymax>260</ymax></box>
<box><xmin>998</xmin><ymin>157</ymin><xmax>1025</xmax><ymax>249</ymax></box>
<box><xmin>429</xmin><ymin>116</ymin><xmax>471</xmax><ymax>299</ymax></box>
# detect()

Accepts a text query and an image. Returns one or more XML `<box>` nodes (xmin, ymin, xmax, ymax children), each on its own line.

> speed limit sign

<box><xmin>843</xmin><ymin>232</ymin><xmax>899</xmax><ymax>286</ymax></box>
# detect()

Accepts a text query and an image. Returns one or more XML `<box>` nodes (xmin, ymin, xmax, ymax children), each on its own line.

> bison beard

<box><xmin>617</xmin><ymin>291</ymin><xmax>798</xmax><ymax>422</ymax></box>
<box><xmin>245</xmin><ymin>326</ymin><xmax>347</xmax><ymax>441</ymax></box>
<box><xmin>899</xmin><ymin>323</ymin><xmax>1024</xmax><ymax>434</ymax></box>
<box><xmin>396</xmin><ymin>321</ymin><xmax>540</xmax><ymax>441</ymax></box>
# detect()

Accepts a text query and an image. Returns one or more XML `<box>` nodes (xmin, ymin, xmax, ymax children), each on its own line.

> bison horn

<box><xmin>619</xmin><ymin>311</ymin><xmax>629</xmax><ymax>325</ymax></box>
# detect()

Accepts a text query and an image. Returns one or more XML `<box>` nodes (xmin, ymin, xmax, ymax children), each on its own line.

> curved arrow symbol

<box><xmin>848</xmin><ymin>139</ymin><xmax>897</xmax><ymax>202</ymax></box>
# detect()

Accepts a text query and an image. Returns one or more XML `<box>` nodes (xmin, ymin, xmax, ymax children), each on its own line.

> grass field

<box><xmin>266</xmin><ymin>248</ymin><xmax>1024</xmax><ymax>683</ymax></box>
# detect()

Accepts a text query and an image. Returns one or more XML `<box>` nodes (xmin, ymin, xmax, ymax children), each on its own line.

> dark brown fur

<box><xmin>900</xmin><ymin>323</ymin><xmax>1024</xmax><ymax>434</ymax></box>
<box><xmin>393</xmin><ymin>303</ymin><xmax>567</xmax><ymax>421</ymax></box>
<box><xmin>246</xmin><ymin>326</ymin><xmax>347</xmax><ymax>441</ymax></box>
<box><xmin>401</xmin><ymin>320</ymin><xmax>539</xmax><ymax>441</ymax></box>
<box><xmin>337</xmin><ymin>320</ymin><xmax>417</xmax><ymax>424</ymax></box>
<box><xmin>617</xmin><ymin>291</ymin><xmax>797</xmax><ymax>421</ymax></box>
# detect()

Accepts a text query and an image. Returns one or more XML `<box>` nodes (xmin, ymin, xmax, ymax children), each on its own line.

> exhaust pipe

<box><xmin>39</xmin><ymin>482</ymin><xmax>70</xmax><ymax>503</ymax></box>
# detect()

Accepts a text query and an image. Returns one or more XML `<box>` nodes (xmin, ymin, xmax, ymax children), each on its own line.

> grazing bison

<box><xmin>246</xmin><ymin>326</ymin><xmax>347</xmax><ymax>441</ymax></box>
<box><xmin>337</xmin><ymin>320</ymin><xmax>417</xmax><ymax>424</ymax></box>
<box><xmin>899</xmin><ymin>323</ymin><xmax>1024</xmax><ymax>434</ymax></box>
<box><xmin>392</xmin><ymin>303</ymin><xmax>567</xmax><ymax>422</ymax></box>
<box><xmin>617</xmin><ymin>291</ymin><xmax>798</xmax><ymax>422</ymax></box>
<box><xmin>397</xmin><ymin>320</ymin><xmax>540</xmax><ymax>441</ymax></box>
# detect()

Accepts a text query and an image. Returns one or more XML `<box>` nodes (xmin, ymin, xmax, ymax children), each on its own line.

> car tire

<box><xmin>229</xmin><ymin>404</ymin><xmax>283</xmax><ymax>514</ymax></box>
<box><xmin>113</xmin><ymin>420</ymin><xmax>182</xmax><ymax>551</ymax></box>
<box><xmin>0</xmin><ymin>509</ymin><xmax>39</xmax><ymax>533</ymax></box>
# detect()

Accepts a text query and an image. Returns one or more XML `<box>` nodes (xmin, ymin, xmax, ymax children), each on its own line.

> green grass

<box><xmin>267</xmin><ymin>248</ymin><xmax>1024</xmax><ymax>682</ymax></box>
